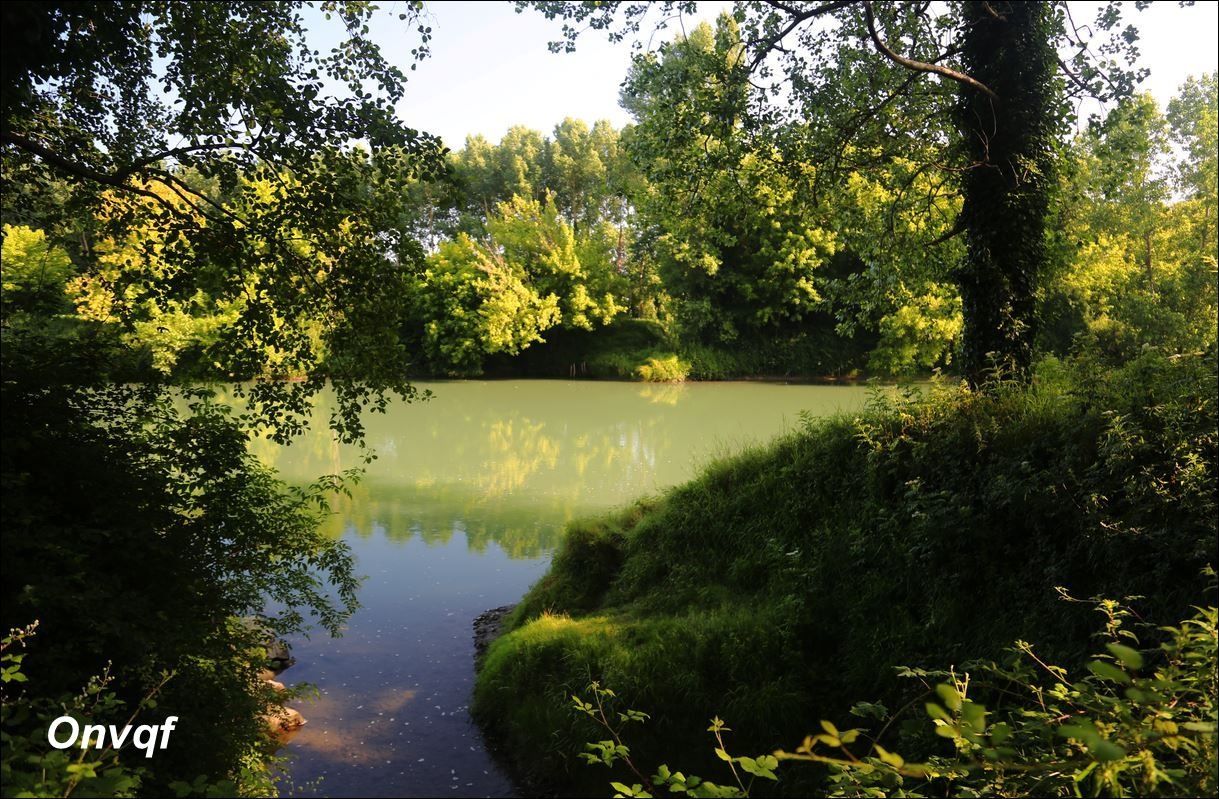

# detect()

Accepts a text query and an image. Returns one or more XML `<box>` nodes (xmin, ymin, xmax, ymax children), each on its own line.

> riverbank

<box><xmin>472</xmin><ymin>351</ymin><xmax>1218</xmax><ymax>795</ymax></box>
<box><xmin>262</xmin><ymin>380</ymin><xmax>872</xmax><ymax>796</ymax></box>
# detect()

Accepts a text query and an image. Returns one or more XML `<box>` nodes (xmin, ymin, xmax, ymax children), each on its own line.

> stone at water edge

<box><xmin>473</xmin><ymin>604</ymin><xmax>516</xmax><ymax>662</ymax></box>
<box><xmin>266</xmin><ymin>638</ymin><xmax>295</xmax><ymax>671</ymax></box>
<box><xmin>266</xmin><ymin>705</ymin><xmax>306</xmax><ymax>735</ymax></box>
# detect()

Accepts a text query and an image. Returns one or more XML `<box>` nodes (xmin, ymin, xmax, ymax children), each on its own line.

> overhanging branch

<box><xmin>2</xmin><ymin>131</ymin><xmax>178</xmax><ymax>211</ymax></box>
<box><xmin>862</xmin><ymin>1</ymin><xmax>998</xmax><ymax>100</ymax></box>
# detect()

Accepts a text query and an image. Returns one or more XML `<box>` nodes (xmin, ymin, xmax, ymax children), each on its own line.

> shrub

<box><xmin>635</xmin><ymin>355</ymin><xmax>690</xmax><ymax>382</ymax></box>
<box><xmin>569</xmin><ymin>590</ymin><xmax>1218</xmax><ymax>798</ymax></box>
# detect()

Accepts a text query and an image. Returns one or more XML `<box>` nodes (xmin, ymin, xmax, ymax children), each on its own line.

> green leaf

<box><xmin>961</xmin><ymin>700</ymin><xmax>987</xmax><ymax>732</ymax></box>
<box><xmin>935</xmin><ymin>683</ymin><xmax>963</xmax><ymax>711</ymax></box>
<box><xmin>1087</xmin><ymin>660</ymin><xmax>1131</xmax><ymax>683</ymax></box>
<box><xmin>1182</xmin><ymin>721</ymin><xmax>1217</xmax><ymax>733</ymax></box>
<box><xmin>1105</xmin><ymin>643</ymin><xmax>1144</xmax><ymax>670</ymax></box>
<box><xmin>1089</xmin><ymin>738</ymin><xmax>1127</xmax><ymax>762</ymax></box>
<box><xmin>873</xmin><ymin>744</ymin><xmax>904</xmax><ymax>768</ymax></box>
<box><xmin>925</xmin><ymin>702</ymin><xmax>951</xmax><ymax>721</ymax></box>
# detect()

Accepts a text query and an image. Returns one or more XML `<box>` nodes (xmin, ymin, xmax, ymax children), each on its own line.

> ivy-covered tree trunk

<box><xmin>954</xmin><ymin>1</ymin><xmax>1060</xmax><ymax>386</ymax></box>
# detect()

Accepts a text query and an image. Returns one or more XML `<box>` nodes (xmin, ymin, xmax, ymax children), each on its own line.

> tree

<box><xmin>0</xmin><ymin>224</ymin><xmax>74</xmax><ymax>317</ymax></box>
<box><xmin>403</xmin><ymin>193</ymin><xmax>629</xmax><ymax>374</ymax></box>
<box><xmin>1167</xmin><ymin>73</ymin><xmax>1218</xmax><ymax>259</ymax></box>
<box><xmin>1</xmin><ymin>2</ymin><xmax>444</xmax><ymax>789</ymax></box>
<box><xmin>622</xmin><ymin>17</ymin><xmax>840</xmax><ymax>344</ymax></box>
<box><xmin>410</xmin><ymin>232</ymin><xmax>562</xmax><ymax>374</ymax></box>
<box><xmin>2</xmin><ymin>0</ymin><xmax>445</xmax><ymax>437</ymax></box>
<box><xmin>1044</xmin><ymin>79</ymin><xmax>1218</xmax><ymax>360</ymax></box>
<box><xmin>522</xmin><ymin>0</ymin><xmax>1150</xmax><ymax>385</ymax></box>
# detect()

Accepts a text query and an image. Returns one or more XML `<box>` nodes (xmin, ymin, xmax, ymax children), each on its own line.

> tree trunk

<box><xmin>954</xmin><ymin>1</ymin><xmax>1060</xmax><ymax>386</ymax></box>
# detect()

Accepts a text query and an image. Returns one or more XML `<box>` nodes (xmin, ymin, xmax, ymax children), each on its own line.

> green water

<box><xmin>258</xmin><ymin>380</ymin><xmax>871</xmax><ymax>797</ymax></box>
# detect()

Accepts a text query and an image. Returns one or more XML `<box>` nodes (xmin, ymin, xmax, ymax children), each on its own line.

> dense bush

<box><xmin>473</xmin><ymin>350</ymin><xmax>1218</xmax><ymax>794</ymax></box>
<box><xmin>0</xmin><ymin>334</ymin><xmax>359</xmax><ymax>795</ymax></box>
<box><xmin>567</xmin><ymin>591</ymin><xmax>1217</xmax><ymax>798</ymax></box>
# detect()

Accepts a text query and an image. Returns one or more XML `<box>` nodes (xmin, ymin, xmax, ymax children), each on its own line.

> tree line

<box><xmin>5</xmin><ymin>19</ymin><xmax>1215</xmax><ymax>384</ymax></box>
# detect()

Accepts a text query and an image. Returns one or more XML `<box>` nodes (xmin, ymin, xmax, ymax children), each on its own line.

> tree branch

<box><xmin>925</xmin><ymin>212</ymin><xmax>966</xmax><ymax>246</ymax></box>
<box><xmin>749</xmin><ymin>0</ymin><xmax>857</xmax><ymax>73</ymax></box>
<box><xmin>2</xmin><ymin>131</ymin><xmax>181</xmax><ymax>213</ymax></box>
<box><xmin>862</xmin><ymin>1</ymin><xmax>998</xmax><ymax>100</ymax></box>
<box><xmin>119</xmin><ymin>141</ymin><xmax>251</xmax><ymax>178</ymax></box>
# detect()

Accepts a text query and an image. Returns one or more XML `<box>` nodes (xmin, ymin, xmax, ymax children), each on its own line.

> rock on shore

<box><xmin>473</xmin><ymin>605</ymin><xmax>516</xmax><ymax>662</ymax></box>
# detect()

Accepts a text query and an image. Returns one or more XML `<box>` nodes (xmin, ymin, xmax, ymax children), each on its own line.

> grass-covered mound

<box><xmin>473</xmin><ymin>352</ymin><xmax>1217</xmax><ymax>794</ymax></box>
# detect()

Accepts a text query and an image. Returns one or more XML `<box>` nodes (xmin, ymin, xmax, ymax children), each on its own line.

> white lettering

<box><xmin>159</xmin><ymin>716</ymin><xmax>178</xmax><ymax>750</ymax></box>
<box><xmin>109</xmin><ymin>723</ymin><xmax>132</xmax><ymax>749</ymax></box>
<box><xmin>80</xmin><ymin>723</ymin><xmax>106</xmax><ymax>748</ymax></box>
<box><xmin>132</xmin><ymin>724</ymin><xmax>157</xmax><ymax>758</ymax></box>
<box><xmin>45</xmin><ymin>715</ymin><xmax>178</xmax><ymax>756</ymax></box>
<box><xmin>47</xmin><ymin>716</ymin><xmax>79</xmax><ymax>749</ymax></box>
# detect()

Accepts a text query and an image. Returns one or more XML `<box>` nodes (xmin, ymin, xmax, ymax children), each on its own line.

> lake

<box><xmin>255</xmin><ymin>380</ymin><xmax>872</xmax><ymax>797</ymax></box>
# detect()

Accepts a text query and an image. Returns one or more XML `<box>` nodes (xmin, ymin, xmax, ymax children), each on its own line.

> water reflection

<box><xmin>254</xmin><ymin>380</ymin><xmax>870</xmax><ymax>557</ymax></box>
<box><xmin>252</xmin><ymin>380</ymin><xmax>871</xmax><ymax>797</ymax></box>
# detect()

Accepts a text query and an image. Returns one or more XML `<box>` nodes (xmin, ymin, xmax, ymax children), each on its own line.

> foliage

<box><xmin>403</xmin><ymin>192</ymin><xmax>631</xmax><ymax>375</ymax></box>
<box><xmin>785</xmin><ymin>594</ymin><xmax>1217</xmax><ymax>797</ymax></box>
<box><xmin>866</xmin><ymin>286</ymin><xmax>963</xmax><ymax>376</ymax></box>
<box><xmin>522</xmin><ymin>0</ymin><xmax>1161</xmax><ymax>384</ymax></box>
<box><xmin>635</xmin><ymin>355</ymin><xmax>690</xmax><ymax>383</ymax></box>
<box><xmin>489</xmin><ymin>194</ymin><xmax>626</xmax><ymax>330</ymax></box>
<box><xmin>1</xmin><ymin>623</ymin><xmax>152</xmax><ymax>798</ymax></box>
<box><xmin>572</xmin><ymin>681</ymin><xmax>777</xmax><ymax>798</ymax></box>
<box><xmin>0</xmin><ymin>331</ymin><xmax>361</xmax><ymax>792</ymax></box>
<box><xmin>568</xmin><ymin>593</ymin><xmax>1217</xmax><ymax>797</ymax></box>
<box><xmin>1</xmin><ymin>224</ymin><xmax>75</xmax><ymax>317</ymax></box>
<box><xmin>622</xmin><ymin>17</ymin><xmax>837</xmax><ymax>346</ymax></box>
<box><xmin>1045</xmin><ymin>76</ymin><xmax>1218</xmax><ymax>363</ymax></box>
<box><xmin>2</xmin><ymin>0</ymin><xmax>445</xmax><ymax>438</ymax></box>
<box><xmin>474</xmin><ymin>350</ymin><xmax>1217</xmax><ymax>792</ymax></box>
<box><xmin>0</xmin><ymin>5</ymin><xmax>436</xmax><ymax>790</ymax></box>
<box><xmin>409</xmin><ymin>232</ymin><xmax>562</xmax><ymax>375</ymax></box>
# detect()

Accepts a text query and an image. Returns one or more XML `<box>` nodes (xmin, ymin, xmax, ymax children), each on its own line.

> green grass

<box><xmin>473</xmin><ymin>350</ymin><xmax>1218</xmax><ymax>794</ymax></box>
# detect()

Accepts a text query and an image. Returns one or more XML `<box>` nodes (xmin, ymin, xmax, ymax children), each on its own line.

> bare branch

<box><xmin>862</xmin><ymin>1</ymin><xmax>998</xmax><ymax>100</ymax></box>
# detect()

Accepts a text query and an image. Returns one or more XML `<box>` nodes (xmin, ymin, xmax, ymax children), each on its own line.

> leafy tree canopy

<box><xmin>1</xmin><ymin>0</ymin><xmax>446</xmax><ymax>440</ymax></box>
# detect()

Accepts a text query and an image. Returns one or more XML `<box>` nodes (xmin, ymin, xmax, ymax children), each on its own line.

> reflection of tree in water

<box><xmin>479</xmin><ymin>417</ymin><xmax>560</xmax><ymax>497</ymax></box>
<box><xmin>317</xmin><ymin>481</ymin><xmax>572</xmax><ymax>558</ymax></box>
<box><xmin>246</xmin><ymin>388</ymin><xmax>683</xmax><ymax>558</ymax></box>
<box><xmin>638</xmin><ymin>383</ymin><xmax>687</xmax><ymax>406</ymax></box>
<box><xmin>233</xmin><ymin>381</ymin><xmax>866</xmax><ymax>557</ymax></box>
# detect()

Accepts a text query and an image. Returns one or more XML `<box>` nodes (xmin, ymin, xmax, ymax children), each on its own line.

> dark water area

<box><xmin>255</xmin><ymin>380</ymin><xmax>872</xmax><ymax>797</ymax></box>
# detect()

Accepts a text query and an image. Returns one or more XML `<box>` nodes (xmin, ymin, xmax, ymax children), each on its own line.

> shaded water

<box><xmin>255</xmin><ymin>380</ymin><xmax>871</xmax><ymax>797</ymax></box>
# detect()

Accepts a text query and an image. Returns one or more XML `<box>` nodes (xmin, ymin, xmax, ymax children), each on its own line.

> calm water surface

<box><xmin>255</xmin><ymin>380</ymin><xmax>871</xmax><ymax>797</ymax></box>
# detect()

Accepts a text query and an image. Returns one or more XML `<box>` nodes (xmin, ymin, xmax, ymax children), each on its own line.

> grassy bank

<box><xmin>472</xmin><ymin>351</ymin><xmax>1217</xmax><ymax>794</ymax></box>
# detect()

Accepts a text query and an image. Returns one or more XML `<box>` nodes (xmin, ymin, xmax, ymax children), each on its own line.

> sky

<box><xmin>307</xmin><ymin>1</ymin><xmax>1219</xmax><ymax>148</ymax></box>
